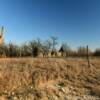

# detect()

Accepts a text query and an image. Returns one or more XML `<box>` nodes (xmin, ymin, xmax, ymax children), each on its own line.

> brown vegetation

<box><xmin>0</xmin><ymin>58</ymin><xmax>100</xmax><ymax>100</ymax></box>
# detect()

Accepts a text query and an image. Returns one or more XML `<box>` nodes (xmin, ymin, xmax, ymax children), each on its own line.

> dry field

<box><xmin>0</xmin><ymin>57</ymin><xmax>100</xmax><ymax>100</ymax></box>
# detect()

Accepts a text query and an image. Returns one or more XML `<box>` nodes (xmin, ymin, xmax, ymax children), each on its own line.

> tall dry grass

<box><xmin>0</xmin><ymin>58</ymin><xmax>100</xmax><ymax>99</ymax></box>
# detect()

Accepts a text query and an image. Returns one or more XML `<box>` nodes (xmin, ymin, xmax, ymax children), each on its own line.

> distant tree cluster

<box><xmin>93</xmin><ymin>48</ymin><xmax>100</xmax><ymax>56</ymax></box>
<box><xmin>0</xmin><ymin>37</ymin><xmax>99</xmax><ymax>58</ymax></box>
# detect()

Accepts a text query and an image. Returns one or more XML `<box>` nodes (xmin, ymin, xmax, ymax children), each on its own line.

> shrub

<box><xmin>93</xmin><ymin>48</ymin><xmax>100</xmax><ymax>56</ymax></box>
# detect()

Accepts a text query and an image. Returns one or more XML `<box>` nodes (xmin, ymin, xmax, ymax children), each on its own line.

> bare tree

<box><xmin>51</xmin><ymin>36</ymin><xmax>58</xmax><ymax>51</ymax></box>
<box><xmin>78</xmin><ymin>46</ymin><xmax>87</xmax><ymax>57</ymax></box>
<box><xmin>50</xmin><ymin>36</ymin><xmax>58</xmax><ymax>57</ymax></box>
<box><xmin>41</xmin><ymin>39</ymin><xmax>52</xmax><ymax>57</ymax></box>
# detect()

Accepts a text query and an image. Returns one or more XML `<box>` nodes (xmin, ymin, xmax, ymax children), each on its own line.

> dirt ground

<box><xmin>0</xmin><ymin>57</ymin><xmax>100</xmax><ymax>100</ymax></box>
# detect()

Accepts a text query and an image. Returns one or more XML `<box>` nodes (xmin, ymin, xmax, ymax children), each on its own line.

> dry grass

<box><xmin>0</xmin><ymin>57</ymin><xmax>100</xmax><ymax>100</ymax></box>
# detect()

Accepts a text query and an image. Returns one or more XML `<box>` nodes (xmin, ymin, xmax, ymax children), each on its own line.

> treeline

<box><xmin>0</xmin><ymin>37</ymin><xmax>100</xmax><ymax>57</ymax></box>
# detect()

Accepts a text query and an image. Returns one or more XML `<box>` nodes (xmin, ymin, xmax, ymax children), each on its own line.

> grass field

<box><xmin>0</xmin><ymin>57</ymin><xmax>100</xmax><ymax>100</ymax></box>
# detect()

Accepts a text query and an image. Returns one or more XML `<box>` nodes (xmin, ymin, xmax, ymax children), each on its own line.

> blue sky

<box><xmin>0</xmin><ymin>0</ymin><xmax>100</xmax><ymax>50</ymax></box>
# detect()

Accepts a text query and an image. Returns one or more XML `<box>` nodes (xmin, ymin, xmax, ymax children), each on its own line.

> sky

<box><xmin>0</xmin><ymin>0</ymin><xmax>100</xmax><ymax>50</ymax></box>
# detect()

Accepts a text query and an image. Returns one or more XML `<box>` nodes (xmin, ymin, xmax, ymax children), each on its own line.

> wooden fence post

<box><xmin>86</xmin><ymin>45</ymin><xmax>90</xmax><ymax>67</ymax></box>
